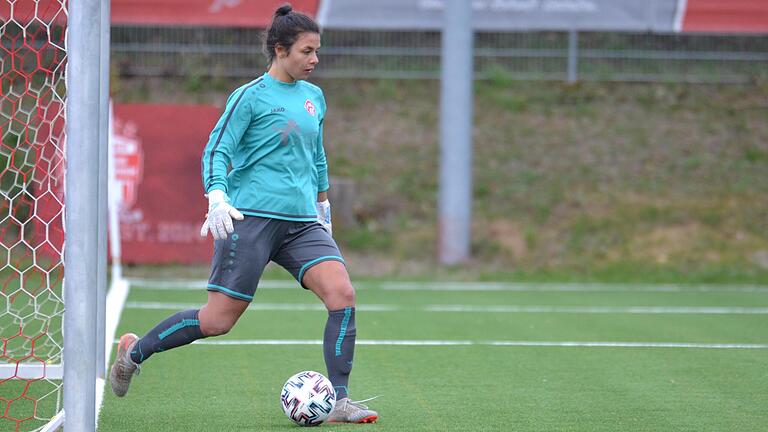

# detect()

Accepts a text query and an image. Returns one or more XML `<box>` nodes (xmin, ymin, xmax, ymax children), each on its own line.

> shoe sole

<box><xmin>110</xmin><ymin>333</ymin><xmax>139</xmax><ymax>397</ymax></box>
<box><xmin>327</xmin><ymin>415</ymin><xmax>378</xmax><ymax>424</ymax></box>
<box><xmin>358</xmin><ymin>415</ymin><xmax>378</xmax><ymax>423</ymax></box>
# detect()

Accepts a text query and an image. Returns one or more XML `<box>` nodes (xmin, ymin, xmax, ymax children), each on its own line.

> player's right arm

<box><xmin>201</xmin><ymin>86</ymin><xmax>253</xmax><ymax>194</ymax></box>
<box><xmin>200</xmin><ymin>86</ymin><xmax>252</xmax><ymax>239</ymax></box>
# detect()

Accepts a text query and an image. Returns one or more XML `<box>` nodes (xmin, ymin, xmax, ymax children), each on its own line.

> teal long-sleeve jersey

<box><xmin>201</xmin><ymin>73</ymin><xmax>329</xmax><ymax>222</ymax></box>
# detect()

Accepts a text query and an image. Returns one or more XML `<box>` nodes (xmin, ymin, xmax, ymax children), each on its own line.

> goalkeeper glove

<box><xmin>316</xmin><ymin>199</ymin><xmax>332</xmax><ymax>235</ymax></box>
<box><xmin>199</xmin><ymin>189</ymin><xmax>244</xmax><ymax>240</ymax></box>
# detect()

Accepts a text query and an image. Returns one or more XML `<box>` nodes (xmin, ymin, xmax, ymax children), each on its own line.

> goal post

<box><xmin>97</xmin><ymin>0</ymin><xmax>112</xmax><ymax>383</ymax></box>
<box><xmin>64</xmin><ymin>0</ymin><xmax>104</xmax><ymax>430</ymax></box>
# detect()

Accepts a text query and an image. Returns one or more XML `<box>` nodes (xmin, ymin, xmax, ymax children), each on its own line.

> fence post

<box><xmin>439</xmin><ymin>0</ymin><xmax>474</xmax><ymax>265</ymax></box>
<box><xmin>568</xmin><ymin>30</ymin><xmax>579</xmax><ymax>83</ymax></box>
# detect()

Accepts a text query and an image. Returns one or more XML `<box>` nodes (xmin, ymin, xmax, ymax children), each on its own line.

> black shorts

<box><xmin>207</xmin><ymin>216</ymin><xmax>345</xmax><ymax>302</ymax></box>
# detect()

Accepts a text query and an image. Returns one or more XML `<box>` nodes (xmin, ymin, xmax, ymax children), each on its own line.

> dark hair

<box><xmin>263</xmin><ymin>4</ymin><xmax>320</xmax><ymax>65</ymax></box>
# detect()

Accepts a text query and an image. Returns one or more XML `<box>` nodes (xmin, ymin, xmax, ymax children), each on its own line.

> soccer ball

<box><xmin>280</xmin><ymin>371</ymin><xmax>336</xmax><ymax>426</ymax></box>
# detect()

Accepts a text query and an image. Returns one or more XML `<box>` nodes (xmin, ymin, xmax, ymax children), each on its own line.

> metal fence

<box><xmin>112</xmin><ymin>27</ymin><xmax>768</xmax><ymax>83</ymax></box>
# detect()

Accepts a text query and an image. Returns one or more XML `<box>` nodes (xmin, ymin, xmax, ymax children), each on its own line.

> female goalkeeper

<box><xmin>109</xmin><ymin>4</ymin><xmax>378</xmax><ymax>424</ymax></box>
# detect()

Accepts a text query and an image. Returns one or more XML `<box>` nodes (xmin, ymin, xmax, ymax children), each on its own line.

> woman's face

<box><xmin>276</xmin><ymin>32</ymin><xmax>320</xmax><ymax>81</ymax></box>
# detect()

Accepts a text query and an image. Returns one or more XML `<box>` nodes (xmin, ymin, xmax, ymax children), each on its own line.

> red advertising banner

<box><xmin>113</xmin><ymin>104</ymin><xmax>220</xmax><ymax>264</ymax></box>
<box><xmin>4</xmin><ymin>0</ymin><xmax>768</xmax><ymax>33</ymax></box>
<box><xmin>111</xmin><ymin>0</ymin><xmax>319</xmax><ymax>27</ymax></box>
<box><xmin>1</xmin><ymin>0</ymin><xmax>317</xmax><ymax>27</ymax></box>
<box><xmin>682</xmin><ymin>0</ymin><xmax>768</xmax><ymax>33</ymax></box>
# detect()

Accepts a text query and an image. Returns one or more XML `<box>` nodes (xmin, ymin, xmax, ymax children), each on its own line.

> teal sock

<box><xmin>130</xmin><ymin>309</ymin><xmax>206</xmax><ymax>364</ymax></box>
<box><xmin>323</xmin><ymin>307</ymin><xmax>356</xmax><ymax>399</ymax></box>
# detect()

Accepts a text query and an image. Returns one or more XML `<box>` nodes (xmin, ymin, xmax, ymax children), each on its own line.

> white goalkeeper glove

<box><xmin>316</xmin><ymin>199</ymin><xmax>332</xmax><ymax>235</ymax></box>
<box><xmin>199</xmin><ymin>189</ymin><xmax>244</xmax><ymax>240</ymax></box>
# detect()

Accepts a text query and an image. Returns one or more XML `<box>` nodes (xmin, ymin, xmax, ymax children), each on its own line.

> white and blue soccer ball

<box><xmin>281</xmin><ymin>371</ymin><xmax>336</xmax><ymax>426</ymax></box>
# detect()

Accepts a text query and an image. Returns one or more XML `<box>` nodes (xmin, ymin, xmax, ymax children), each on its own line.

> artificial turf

<box><xmin>96</xmin><ymin>280</ymin><xmax>768</xmax><ymax>431</ymax></box>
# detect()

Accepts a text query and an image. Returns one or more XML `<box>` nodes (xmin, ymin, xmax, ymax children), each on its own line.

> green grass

<box><xmin>0</xmin><ymin>379</ymin><xmax>60</xmax><ymax>431</ymax></box>
<box><xmin>96</xmin><ymin>278</ymin><xmax>768</xmax><ymax>431</ymax></box>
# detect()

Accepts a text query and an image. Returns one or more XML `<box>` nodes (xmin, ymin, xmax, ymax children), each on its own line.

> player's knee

<box><xmin>200</xmin><ymin>317</ymin><xmax>235</xmax><ymax>337</ymax></box>
<box><xmin>328</xmin><ymin>282</ymin><xmax>355</xmax><ymax>309</ymax></box>
<box><xmin>340</xmin><ymin>283</ymin><xmax>356</xmax><ymax>305</ymax></box>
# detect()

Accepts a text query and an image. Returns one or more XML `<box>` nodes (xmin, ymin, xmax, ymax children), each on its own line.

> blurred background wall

<box><xmin>6</xmin><ymin>0</ymin><xmax>766</xmax><ymax>278</ymax></box>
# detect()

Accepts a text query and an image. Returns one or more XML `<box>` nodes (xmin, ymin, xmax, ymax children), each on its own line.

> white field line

<box><xmin>126</xmin><ymin>278</ymin><xmax>768</xmax><ymax>293</ymax></box>
<box><xmin>102</xmin><ymin>339</ymin><xmax>768</xmax><ymax>350</ymax></box>
<box><xmin>96</xmin><ymin>278</ymin><xmax>131</xmax><ymax>428</ymax></box>
<box><xmin>39</xmin><ymin>410</ymin><xmax>65</xmax><ymax>432</ymax></box>
<box><xmin>424</xmin><ymin>305</ymin><xmax>768</xmax><ymax>314</ymax></box>
<box><xmin>124</xmin><ymin>301</ymin><xmax>768</xmax><ymax>315</ymax></box>
<box><xmin>381</xmin><ymin>282</ymin><xmax>768</xmax><ymax>293</ymax></box>
<box><xmin>125</xmin><ymin>302</ymin><xmax>397</xmax><ymax>312</ymax></box>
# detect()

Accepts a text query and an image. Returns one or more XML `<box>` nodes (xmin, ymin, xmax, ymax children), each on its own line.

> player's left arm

<box><xmin>316</xmin><ymin>188</ymin><xmax>331</xmax><ymax>235</ymax></box>
<box><xmin>315</xmin><ymin>117</ymin><xmax>329</xmax><ymax>194</ymax></box>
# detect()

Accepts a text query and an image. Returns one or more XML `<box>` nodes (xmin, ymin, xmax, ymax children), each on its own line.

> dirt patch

<box><xmin>629</xmin><ymin>223</ymin><xmax>708</xmax><ymax>264</ymax></box>
<box><xmin>486</xmin><ymin>220</ymin><xmax>528</xmax><ymax>260</ymax></box>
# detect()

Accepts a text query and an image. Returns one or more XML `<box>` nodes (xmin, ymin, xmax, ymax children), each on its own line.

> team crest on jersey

<box><xmin>304</xmin><ymin>99</ymin><xmax>316</xmax><ymax>116</ymax></box>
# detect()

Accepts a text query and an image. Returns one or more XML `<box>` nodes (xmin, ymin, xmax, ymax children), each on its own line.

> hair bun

<box><xmin>275</xmin><ymin>4</ymin><xmax>292</xmax><ymax>17</ymax></box>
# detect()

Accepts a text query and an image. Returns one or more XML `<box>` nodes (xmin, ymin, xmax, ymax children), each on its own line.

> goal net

<box><xmin>1</xmin><ymin>1</ymin><xmax>67</xmax><ymax>430</ymax></box>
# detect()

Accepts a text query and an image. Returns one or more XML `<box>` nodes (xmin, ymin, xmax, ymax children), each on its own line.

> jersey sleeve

<box><xmin>315</xmin><ymin>92</ymin><xmax>329</xmax><ymax>193</ymax></box>
<box><xmin>201</xmin><ymin>87</ymin><xmax>253</xmax><ymax>193</ymax></box>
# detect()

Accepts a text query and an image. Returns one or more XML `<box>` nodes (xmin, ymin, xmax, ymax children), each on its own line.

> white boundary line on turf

<box><xmin>424</xmin><ymin>305</ymin><xmax>768</xmax><ymax>314</ymax></box>
<box><xmin>125</xmin><ymin>301</ymin><xmax>768</xmax><ymax>315</ymax></box>
<box><xmin>125</xmin><ymin>301</ymin><xmax>397</xmax><ymax>312</ymax></box>
<box><xmin>381</xmin><ymin>282</ymin><xmax>768</xmax><ymax>293</ymax></box>
<box><xmin>126</xmin><ymin>278</ymin><xmax>768</xmax><ymax>293</ymax></box>
<box><xmin>95</xmin><ymin>278</ymin><xmax>131</xmax><ymax>428</ymax></box>
<box><xmin>171</xmin><ymin>339</ymin><xmax>768</xmax><ymax>350</ymax></box>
